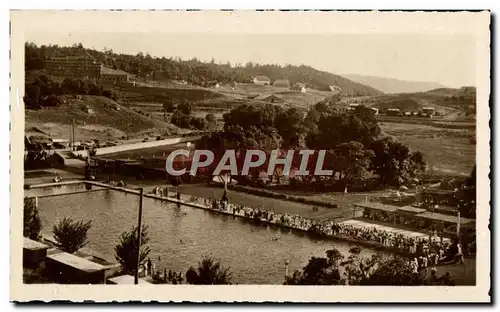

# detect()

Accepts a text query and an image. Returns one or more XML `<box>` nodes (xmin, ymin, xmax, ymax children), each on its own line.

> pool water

<box><xmin>26</xmin><ymin>185</ymin><xmax>378</xmax><ymax>284</ymax></box>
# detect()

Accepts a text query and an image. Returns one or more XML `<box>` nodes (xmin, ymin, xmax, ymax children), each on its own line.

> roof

<box><xmin>254</xmin><ymin>75</ymin><xmax>271</xmax><ymax>82</ymax></box>
<box><xmin>273</xmin><ymin>79</ymin><xmax>290</xmax><ymax>85</ymax></box>
<box><xmin>416</xmin><ymin>211</ymin><xmax>475</xmax><ymax>224</ymax></box>
<box><xmin>434</xmin><ymin>205</ymin><xmax>457</xmax><ymax>212</ymax></box>
<box><xmin>52</xmin><ymin>138</ymin><xmax>69</xmax><ymax>143</ymax></box>
<box><xmin>29</xmin><ymin>136</ymin><xmax>53</xmax><ymax>144</ymax></box>
<box><xmin>101</xmin><ymin>67</ymin><xmax>130</xmax><ymax>76</ymax></box>
<box><xmin>387</xmin><ymin>108</ymin><xmax>401</xmax><ymax>111</ymax></box>
<box><xmin>396</xmin><ymin>206</ymin><xmax>427</xmax><ymax>214</ymax></box>
<box><xmin>263</xmin><ymin>94</ymin><xmax>285</xmax><ymax>103</ymax></box>
<box><xmin>353</xmin><ymin>202</ymin><xmax>399</xmax><ymax>212</ymax></box>
<box><xmin>47</xmin><ymin>251</ymin><xmax>107</xmax><ymax>272</ymax></box>
<box><xmin>25</xmin><ymin>127</ymin><xmax>48</xmax><ymax>135</ymax></box>
<box><xmin>23</xmin><ymin>237</ymin><xmax>50</xmax><ymax>251</ymax></box>
<box><xmin>107</xmin><ymin>274</ymin><xmax>152</xmax><ymax>284</ymax></box>
<box><xmin>423</xmin><ymin>107</ymin><xmax>436</xmax><ymax>110</ymax></box>
<box><xmin>330</xmin><ymin>85</ymin><xmax>342</xmax><ymax>91</ymax></box>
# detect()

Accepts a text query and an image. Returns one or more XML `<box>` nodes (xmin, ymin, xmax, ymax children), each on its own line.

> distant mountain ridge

<box><xmin>343</xmin><ymin>74</ymin><xmax>447</xmax><ymax>94</ymax></box>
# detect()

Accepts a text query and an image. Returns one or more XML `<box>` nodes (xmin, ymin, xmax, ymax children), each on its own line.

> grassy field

<box><xmin>25</xmin><ymin>95</ymin><xmax>179</xmax><ymax>141</ymax></box>
<box><xmin>380</xmin><ymin>122</ymin><xmax>475</xmax><ymax>176</ymax></box>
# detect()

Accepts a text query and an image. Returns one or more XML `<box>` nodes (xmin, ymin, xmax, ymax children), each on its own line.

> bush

<box><xmin>185</xmin><ymin>255</ymin><xmax>232</xmax><ymax>285</ymax></box>
<box><xmin>24</xmin><ymin>197</ymin><xmax>41</xmax><ymax>240</ymax></box>
<box><xmin>114</xmin><ymin>225</ymin><xmax>151</xmax><ymax>275</ymax></box>
<box><xmin>52</xmin><ymin>217</ymin><xmax>92</xmax><ymax>253</ymax></box>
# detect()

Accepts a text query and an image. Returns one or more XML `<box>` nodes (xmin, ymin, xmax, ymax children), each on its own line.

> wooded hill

<box><xmin>25</xmin><ymin>42</ymin><xmax>383</xmax><ymax>96</ymax></box>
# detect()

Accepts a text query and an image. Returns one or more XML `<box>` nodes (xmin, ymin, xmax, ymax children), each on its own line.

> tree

<box><xmin>52</xmin><ymin>217</ymin><xmax>92</xmax><ymax>253</ymax></box>
<box><xmin>285</xmin><ymin>249</ymin><xmax>344</xmax><ymax>285</ymax></box>
<box><xmin>370</xmin><ymin>137</ymin><xmax>426</xmax><ymax>187</ymax></box>
<box><xmin>274</xmin><ymin>107</ymin><xmax>307</xmax><ymax>148</ymax></box>
<box><xmin>114</xmin><ymin>225</ymin><xmax>151</xmax><ymax>275</ymax></box>
<box><xmin>286</xmin><ymin>248</ymin><xmax>431</xmax><ymax>286</ymax></box>
<box><xmin>171</xmin><ymin>111</ymin><xmax>192</xmax><ymax>128</ymax></box>
<box><xmin>185</xmin><ymin>255</ymin><xmax>232</xmax><ymax>284</ymax></box>
<box><xmin>361</xmin><ymin>257</ymin><xmax>426</xmax><ymax>285</ymax></box>
<box><xmin>189</xmin><ymin>117</ymin><xmax>207</xmax><ymax>130</ymax></box>
<box><xmin>305</xmin><ymin>105</ymin><xmax>380</xmax><ymax>150</ymax></box>
<box><xmin>205</xmin><ymin>113</ymin><xmax>216</xmax><ymax>124</ymax></box>
<box><xmin>334</xmin><ymin>141</ymin><xmax>374</xmax><ymax>185</ymax></box>
<box><xmin>163</xmin><ymin>99</ymin><xmax>175</xmax><ymax>121</ymax></box>
<box><xmin>177</xmin><ymin>101</ymin><xmax>192</xmax><ymax>115</ymax></box>
<box><xmin>24</xmin><ymin>197</ymin><xmax>41</xmax><ymax>240</ymax></box>
<box><xmin>341</xmin><ymin>246</ymin><xmax>380</xmax><ymax>285</ymax></box>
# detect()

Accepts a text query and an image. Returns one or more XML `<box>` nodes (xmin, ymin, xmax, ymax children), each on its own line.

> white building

<box><xmin>253</xmin><ymin>75</ymin><xmax>271</xmax><ymax>85</ymax></box>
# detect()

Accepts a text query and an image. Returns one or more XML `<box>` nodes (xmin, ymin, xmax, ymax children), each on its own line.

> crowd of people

<box><xmin>147</xmin><ymin>188</ymin><xmax>471</xmax><ymax>261</ymax></box>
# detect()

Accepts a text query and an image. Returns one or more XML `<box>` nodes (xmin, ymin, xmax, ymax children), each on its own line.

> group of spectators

<box><xmin>157</xmin><ymin>191</ymin><xmax>472</xmax><ymax>262</ymax></box>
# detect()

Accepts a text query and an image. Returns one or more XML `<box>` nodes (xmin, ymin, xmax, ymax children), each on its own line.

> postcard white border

<box><xmin>9</xmin><ymin>10</ymin><xmax>491</xmax><ymax>303</ymax></box>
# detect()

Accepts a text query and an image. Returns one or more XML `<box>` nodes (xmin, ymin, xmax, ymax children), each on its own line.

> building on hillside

<box><xmin>347</xmin><ymin>103</ymin><xmax>360</xmax><ymax>111</ymax></box>
<box><xmin>422</xmin><ymin>107</ymin><xmax>436</xmax><ymax>116</ymax></box>
<box><xmin>273</xmin><ymin>79</ymin><xmax>290</xmax><ymax>88</ymax></box>
<box><xmin>45</xmin><ymin>56</ymin><xmax>102</xmax><ymax>79</ymax></box>
<box><xmin>329</xmin><ymin>85</ymin><xmax>342</xmax><ymax>93</ymax></box>
<box><xmin>386</xmin><ymin>108</ymin><xmax>401</xmax><ymax>116</ymax></box>
<box><xmin>253</xmin><ymin>75</ymin><xmax>271</xmax><ymax>85</ymax></box>
<box><xmin>370</xmin><ymin>107</ymin><xmax>379</xmax><ymax>115</ymax></box>
<box><xmin>100</xmin><ymin>67</ymin><xmax>132</xmax><ymax>84</ymax></box>
<box><xmin>262</xmin><ymin>94</ymin><xmax>285</xmax><ymax>104</ymax></box>
<box><xmin>291</xmin><ymin>83</ymin><xmax>307</xmax><ymax>93</ymax></box>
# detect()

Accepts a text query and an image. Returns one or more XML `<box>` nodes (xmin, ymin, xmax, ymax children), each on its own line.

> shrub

<box><xmin>114</xmin><ymin>225</ymin><xmax>151</xmax><ymax>275</ymax></box>
<box><xmin>52</xmin><ymin>217</ymin><xmax>92</xmax><ymax>253</ymax></box>
<box><xmin>185</xmin><ymin>255</ymin><xmax>232</xmax><ymax>285</ymax></box>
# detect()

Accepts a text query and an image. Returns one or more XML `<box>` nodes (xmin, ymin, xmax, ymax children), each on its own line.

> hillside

<box><xmin>343</xmin><ymin>74</ymin><xmax>447</xmax><ymax>94</ymax></box>
<box><xmin>343</xmin><ymin>86</ymin><xmax>476</xmax><ymax>119</ymax></box>
<box><xmin>25</xmin><ymin>42</ymin><xmax>383</xmax><ymax>96</ymax></box>
<box><xmin>25</xmin><ymin>95</ymin><xmax>179</xmax><ymax>141</ymax></box>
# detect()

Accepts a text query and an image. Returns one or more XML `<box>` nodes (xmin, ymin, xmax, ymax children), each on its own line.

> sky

<box><xmin>26</xmin><ymin>32</ymin><xmax>476</xmax><ymax>88</ymax></box>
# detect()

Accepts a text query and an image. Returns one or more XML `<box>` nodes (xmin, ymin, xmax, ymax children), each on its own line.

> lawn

<box><xmin>380</xmin><ymin>122</ymin><xmax>475</xmax><ymax>176</ymax></box>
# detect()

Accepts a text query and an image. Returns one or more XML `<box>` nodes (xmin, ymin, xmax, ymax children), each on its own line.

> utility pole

<box><xmin>72</xmin><ymin>118</ymin><xmax>76</xmax><ymax>151</ymax></box>
<box><xmin>134</xmin><ymin>187</ymin><xmax>144</xmax><ymax>285</ymax></box>
<box><xmin>69</xmin><ymin>122</ymin><xmax>73</xmax><ymax>151</ymax></box>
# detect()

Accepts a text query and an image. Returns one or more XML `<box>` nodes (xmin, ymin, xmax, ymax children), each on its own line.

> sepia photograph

<box><xmin>9</xmin><ymin>10</ymin><xmax>491</xmax><ymax>303</ymax></box>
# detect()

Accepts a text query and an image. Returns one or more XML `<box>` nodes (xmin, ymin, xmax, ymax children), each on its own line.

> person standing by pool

<box><xmin>147</xmin><ymin>258</ymin><xmax>152</xmax><ymax>276</ymax></box>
